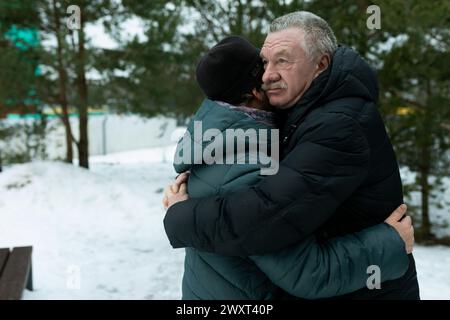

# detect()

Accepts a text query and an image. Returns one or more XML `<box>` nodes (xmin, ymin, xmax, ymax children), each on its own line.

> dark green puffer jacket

<box><xmin>172</xmin><ymin>99</ymin><xmax>409</xmax><ymax>300</ymax></box>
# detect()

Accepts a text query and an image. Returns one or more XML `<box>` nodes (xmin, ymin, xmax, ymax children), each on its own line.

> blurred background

<box><xmin>0</xmin><ymin>0</ymin><xmax>449</xmax><ymax>299</ymax></box>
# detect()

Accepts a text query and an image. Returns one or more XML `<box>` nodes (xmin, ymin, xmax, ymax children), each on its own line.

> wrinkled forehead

<box><xmin>260</xmin><ymin>41</ymin><xmax>293</xmax><ymax>57</ymax></box>
<box><xmin>260</xmin><ymin>32</ymin><xmax>304</xmax><ymax>59</ymax></box>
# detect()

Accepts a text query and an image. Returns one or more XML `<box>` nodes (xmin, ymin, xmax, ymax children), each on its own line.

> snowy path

<box><xmin>0</xmin><ymin>146</ymin><xmax>449</xmax><ymax>299</ymax></box>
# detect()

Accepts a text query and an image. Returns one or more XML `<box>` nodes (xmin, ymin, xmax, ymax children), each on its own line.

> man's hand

<box><xmin>162</xmin><ymin>172</ymin><xmax>190</xmax><ymax>210</ymax></box>
<box><xmin>385</xmin><ymin>204</ymin><xmax>414</xmax><ymax>254</ymax></box>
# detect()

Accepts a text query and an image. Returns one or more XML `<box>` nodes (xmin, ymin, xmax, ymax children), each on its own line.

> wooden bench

<box><xmin>0</xmin><ymin>246</ymin><xmax>33</xmax><ymax>300</ymax></box>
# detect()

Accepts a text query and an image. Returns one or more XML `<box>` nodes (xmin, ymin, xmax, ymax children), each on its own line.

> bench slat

<box><xmin>0</xmin><ymin>249</ymin><xmax>9</xmax><ymax>275</ymax></box>
<box><xmin>0</xmin><ymin>246</ymin><xmax>33</xmax><ymax>300</ymax></box>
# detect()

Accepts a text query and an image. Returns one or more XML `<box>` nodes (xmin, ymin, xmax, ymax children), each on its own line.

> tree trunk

<box><xmin>420</xmin><ymin>80</ymin><xmax>433</xmax><ymax>239</ymax></box>
<box><xmin>76</xmin><ymin>20</ymin><xmax>89</xmax><ymax>169</ymax></box>
<box><xmin>235</xmin><ymin>0</ymin><xmax>243</xmax><ymax>34</ymax></box>
<box><xmin>53</xmin><ymin>0</ymin><xmax>73</xmax><ymax>164</ymax></box>
<box><xmin>419</xmin><ymin>156</ymin><xmax>432</xmax><ymax>238</ymax></box>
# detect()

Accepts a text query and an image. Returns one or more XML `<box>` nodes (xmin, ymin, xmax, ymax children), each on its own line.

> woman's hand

<box><xmin>384</xmin><ymin>204</ymin><xmax>414</xmax><ymax>254</ymax></box>
<box><xmin>162</xmin><ymin>172</ymin><xmax>190</xmax><ymax>209</ymax></box>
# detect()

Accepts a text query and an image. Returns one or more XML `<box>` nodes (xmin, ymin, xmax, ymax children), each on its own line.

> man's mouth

<box><xmin>266</xmin><ymin>88</ymin><xmax>284</xmax><ymax>95</ymax></box>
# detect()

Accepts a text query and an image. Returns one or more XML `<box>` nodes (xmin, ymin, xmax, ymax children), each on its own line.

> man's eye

<box><xmin>277</xmin><ymin>58</ymin><xmax>288</xmax><ymax>64</ymax></box>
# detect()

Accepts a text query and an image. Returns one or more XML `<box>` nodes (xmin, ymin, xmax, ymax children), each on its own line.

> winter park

<box><xmin>1</xmin><ymin>1</ymin><xmax>450</xmax><ymax>301</ymax></box>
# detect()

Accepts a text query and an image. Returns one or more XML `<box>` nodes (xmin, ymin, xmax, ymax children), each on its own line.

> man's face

<box><xmin>260</xmin><ymin>28</ymin><xmax>318</xmax><ymax>109</ymax></box>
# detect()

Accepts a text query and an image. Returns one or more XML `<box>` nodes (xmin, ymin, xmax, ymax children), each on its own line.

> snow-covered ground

<box><xmin>0</xmin><ymin>145</ymin><xmax>183</xmax><ymax>299</ymax></box>
<box><xmin>0</xmin><ymin>145</ymin><xmax>449</xmax><ymax>300</ymax></box>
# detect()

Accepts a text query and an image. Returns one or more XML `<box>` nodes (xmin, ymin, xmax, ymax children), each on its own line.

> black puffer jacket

<box><xmin>164</xmin><ymin>45</ymin><xmax>420</xmax><ymax>299</ymax></box>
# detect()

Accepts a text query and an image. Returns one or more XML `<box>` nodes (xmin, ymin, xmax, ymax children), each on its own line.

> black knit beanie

<box><xmin>195</xmin><ymin>36</ymin><xmax>264</xmax><ymax>105</ymax></box>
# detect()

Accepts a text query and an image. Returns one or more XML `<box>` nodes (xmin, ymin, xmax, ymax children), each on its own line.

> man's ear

<box><xmin>314</xmin><ymin>54</ymin><xmax>330</xmax><ymax>78</ymax></box>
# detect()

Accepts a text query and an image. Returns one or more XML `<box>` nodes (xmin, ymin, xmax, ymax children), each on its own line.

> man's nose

<box><xmin>262</xmin><ymin>65</ymin><xmax>281</xmax><ymax>84</ymax></box>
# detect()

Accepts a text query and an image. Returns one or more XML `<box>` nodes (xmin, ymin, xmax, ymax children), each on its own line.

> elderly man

<box><xmin>164</xmin><ymin>11</ymin><xmax>420</xmax><ymax>299</ymax></box>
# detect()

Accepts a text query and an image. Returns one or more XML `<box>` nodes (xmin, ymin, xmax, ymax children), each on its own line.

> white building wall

<box><xmin>1</xmin><ymin>115</ymin><xmax>177</xmax><ymax>160</ymax></box>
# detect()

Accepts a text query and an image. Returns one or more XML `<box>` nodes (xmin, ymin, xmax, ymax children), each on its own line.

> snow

<box><xmin>414</xmin><ymin>246</ymin><xmax>450</xmax><ymax>300</ymax></box>
<box><xmin>0</xmin><ymin>146</ymin><xmax>449</xmax><ymax>300</ymax></box>
<box><xmin>0</xmin><ymin>146</ymin><xmax>184</xmax><ymax>299</ymax></box>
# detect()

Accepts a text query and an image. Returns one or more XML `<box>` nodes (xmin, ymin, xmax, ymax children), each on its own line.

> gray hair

<box><xmin>269</xmin><ymin>11</ymin><xmax>337</xmax><ymax>61</ymax></box>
